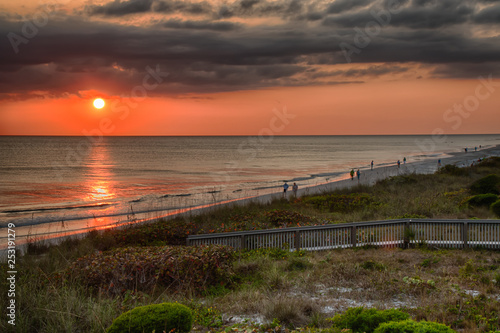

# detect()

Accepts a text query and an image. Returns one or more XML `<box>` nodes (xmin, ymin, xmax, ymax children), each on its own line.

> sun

<box><xmin>93</xmin><ymin>98</ymin><xmax>105</xmax><ymax>109</ymax></box>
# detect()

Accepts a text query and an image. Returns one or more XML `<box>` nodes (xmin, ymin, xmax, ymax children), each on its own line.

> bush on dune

<box><xmin>265</xmin><ymin>209</ymin><xmax>314</xmax><ymax>227</ymax></box>
<box><xmin>106</xmin><ymin>302</ymin><xmax>193</xmax><ymax>333</ymax></box>
<box><xmin>114</xmin><ymin>219</ymin><xmax>197</xmax><ymax>246</ymax></box>
<box><xmin>64</xmin><ymin>245</ymin><xmax>235</xmax><ymax>295</ymax></box>
<box><xmin>491</xmin><ymin>200</ymin><xmax>500</xmax><ymax>218</ymax></box>
<box><xmin>374</xmin><ymin>319</ymin><xmax>455</xmax><ymax>333</ymax></box>
<box><xmin>469</xmin><ymin>174</ymin><xmax>500</xmax><ymax>195</ymax></box>
<box><xmin>302</xmin><ymin>193</ymin><xmax>379</xmax><ymax>213</ymax></box>
<box><xmin>475</xmin><ymin>156</ymin><xmax>500</xmax><ymax>169</ymax></box>
<box><xmin>465</xmin><ymin>193</ymin><xmax>499</xmax><ymax>208</ymax></box>
<box><xmin>328</xmin><ymin>307</ymin><xmax>409</xmax><ymax>333</ymax></box>
<box><xmin>438</xmin><ymin>164</ymin><xmax>469</xmax><ymax>177</ymax></box>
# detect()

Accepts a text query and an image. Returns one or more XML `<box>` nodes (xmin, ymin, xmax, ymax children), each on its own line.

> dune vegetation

<box><xmin>2</xmin><ymin>157</ymin><xmax>500</xmax><ymax>332</ymax></box>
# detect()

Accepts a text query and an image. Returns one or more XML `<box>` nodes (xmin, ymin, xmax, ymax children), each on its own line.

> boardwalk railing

<box><xmin>186</xmin><ymin>219</ymin><xmax>500</xmax><ymax>251</ymax></box>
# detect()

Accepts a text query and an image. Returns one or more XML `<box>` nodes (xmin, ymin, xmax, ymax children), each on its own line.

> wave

<box><xmin>0</xmin><ymin>204</ymin><xmax>194</xmax><ymax>229</ymax></box>
<box><xmin>1</xmin><ymin>202</ymin><xmax>114</xmax><ymax>214</ymax></box>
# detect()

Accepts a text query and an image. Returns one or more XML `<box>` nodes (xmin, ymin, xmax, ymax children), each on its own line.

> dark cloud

<box><xmin>323</xmin><ymin>0</ymin><xmax>475</xmax><ymax>29</ymax></box>
<box><xmin>240</xmin><ymin>0</ymin><xmax>261</xmax><ymax>10</ymax></box>
<box><xmin>85</xmin><ymin>0</ymin><xmax>314</xmax><ymax>20</ymax></box>
<box><xmin>1</xmin><ymin>0</ymin><xmax>500</xmax><ymax>99</ymax></box>
<box><xmin>327</xmin><ymin>0</ymin><xmax>371</xmax><ymax>14</ymax></box>
<box><xmin>307</xmin><ymin>64</ymin><xmax>410</xmax><ymax>79</ymax></box>
<box><xmin>87</xmin><ymin>0</ymin><xmax>155</xmax><ymax>16</ymax></box>
<box><xmin>431</xmin><ymin>62</ymin><xmax>500</xmax><ymax>78</ymax></box>
<box><xmin>162</xmin><ymin>19</ymin><xmax>241</xmax><ymax>31</ymax></box>
<box><xmin>474</xmin><ymin>3</ymin><xmax>500</xmax><ymax>23</ymax></box>
<box><xmin>86</xmin><ymin>0</ymin><xmax>214</xmax><ymax>16</ymax></box>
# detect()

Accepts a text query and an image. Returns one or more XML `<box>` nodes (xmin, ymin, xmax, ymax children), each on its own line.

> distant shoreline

<box><xmin>1</xmin><ymin>144</ymin><xmax>499</xmax><ymax>257</ymax></box>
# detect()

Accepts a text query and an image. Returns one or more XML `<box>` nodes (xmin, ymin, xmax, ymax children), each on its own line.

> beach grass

<box><xmin>2</xmin><ymin>157</ymin><xmax>500</xmax><ymax>332</ymax></box>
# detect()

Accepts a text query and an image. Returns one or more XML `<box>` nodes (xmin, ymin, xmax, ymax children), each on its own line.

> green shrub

<box><xmin>465</xmin><ymin>194</ymin><xmax>499</xmax><ymax>207</ymax></box>
<box><xmin>361</xmin><ymin>260</ymin><xmax>386</xmax><ymax>271</ymax></box>
<box><xmin>438</xmin><ymin>164</ymin><xmax>469</xmax><ymax>176</ymax></box>
<box><xmin>286</xmin><ymin>257</ymin><xmax>312</xmax><ymax>271</ymax></box>
<box><xmin>106</xmin><ymin>302</ymin><xmax>193</xmax><ymax>333</ymax></box>
<box><xmin>491</xmin><ymin>200</ymin><xmax>500</xmax><ymax>218</ymax></box>
<box><xmin>374</xmin><ymin>319</ymin><xmax>454</xmax><ymax>333</ymax></box>
<box><xmin>303</xmin><ymin>193</ymin><xmax>379</xmax><ymax>213</ymax></box>
<box><xmin>459</xmin><ymin>259</ymin><xmax>476</xmax><ymax>278</ymax></box>
<box><xmin>469</xmin><ymin>174</ymin><xmax>500</xmax><ymax>195</ymax></box>
<box><xmin>328</xmin><ymin>307</ymin><xmax>409</xmax><ymax>333</ymax></box>
<box><xmin>189</xmin><ymin>304</ymin><xmax>223</xmax><ymax>329</ymax></box>
<box><xmin>476</xmin><ymin>156</ymin><xmax>500</xmax><ymax>168</ymax></box>
<box><xmin>66</xmin><ymin>245</ymin><xmax>235</xmax><ymax>295</ymax></box>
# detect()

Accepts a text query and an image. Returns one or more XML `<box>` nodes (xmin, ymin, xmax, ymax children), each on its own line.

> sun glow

<box><xmin>93</xmin><ymin>98</ymin><xmax>105</xmax><ymax>109</ymax></box>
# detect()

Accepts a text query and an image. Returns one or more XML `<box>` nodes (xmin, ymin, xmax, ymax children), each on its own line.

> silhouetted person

<box><xmin>283</xmin><ymin>182</ymin><xmax>289</xmax><ymax>197</ymax></box>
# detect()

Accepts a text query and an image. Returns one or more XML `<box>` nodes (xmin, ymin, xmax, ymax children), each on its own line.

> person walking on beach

<box><xmin>350</xmin><ymin>169</ymin><xmax>355</xmax><ymax>180</ymax></box>
<box><xmin>403</xmin><ymin>157</ymin><xmax>406</xmax><ymax>164</ymax></box>
<box><xmin>438</xmin><ymin>159</ymin><xmax>441</xmax><ymax>168</ymax></box>
<box><xmin>356</xmin><ymin>169</ymin><xmax>361</xmax><ymax>182</ymax></box>
<box><xmin>397</xmin><ymin>160</ymin><xmax>401</xmax><ymax>168</ymax></box>
<box><xmin>283</xmin><ymin>182</ymin><xmax>289</xmax><ymax>197</ymax></box>
<box><xmin>292</xmin><ymin>182</ymin><xmax>298</xmax><ymax>197</ymax></box>
<box><xmin>371</xmin><ymin>160</ymin><xmax>374</xmax><ymax>170</ymax></box>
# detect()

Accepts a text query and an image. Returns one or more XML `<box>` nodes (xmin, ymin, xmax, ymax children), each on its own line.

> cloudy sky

<box><xmin>0</xmin><ymin>0</ymin><xmax>499</xmax><ymax>135</ymax></box>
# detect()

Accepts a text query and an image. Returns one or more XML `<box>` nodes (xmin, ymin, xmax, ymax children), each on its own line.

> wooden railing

<box><xmin>186</xmin><ymin>219</ymin><xmax>500</xmax><ymax>251</ymax></box>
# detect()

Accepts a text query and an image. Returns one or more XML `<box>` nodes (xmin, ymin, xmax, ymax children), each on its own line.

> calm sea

<box><xmin>1</xmin><ymin>135</ymin><xmax>499</xmax><ymax>245</ymax></box>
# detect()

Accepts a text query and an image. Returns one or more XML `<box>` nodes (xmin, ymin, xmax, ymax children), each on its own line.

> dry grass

<box><xmin>212</xmin><ymin>247</ymin><xmax>500</xmax><ymax>332</ymax></box>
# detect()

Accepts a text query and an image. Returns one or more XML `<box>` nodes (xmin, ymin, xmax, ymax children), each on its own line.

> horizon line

<box><xmin>1</xmin><ymin>133</ymin><xmax>500</xmax><ymax>138</ymax></box>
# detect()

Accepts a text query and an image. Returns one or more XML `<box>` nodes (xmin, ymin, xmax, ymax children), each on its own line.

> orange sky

<box><xmin>1</xmin><ymin>0</ymin><xmax>499</xmax><ymax>136</ymax></box>
<box><xmin>1</xmin><ymin>78</ymin><xmax>498</xmax><ymax>136</ymax></box>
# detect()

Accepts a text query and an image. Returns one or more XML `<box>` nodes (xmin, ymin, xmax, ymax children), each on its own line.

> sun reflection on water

<box><xmin>85</xmin><ymin>143</ymin><xmax>116</xmax><ymax>217</ymax></box>
<box><xmin>89</xmin><ymin>181</ymin><xmax>114</xmax><ymax>201</ymax></box>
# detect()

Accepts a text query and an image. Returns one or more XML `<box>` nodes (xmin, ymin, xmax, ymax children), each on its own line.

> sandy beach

<box><xmin>219</xmin><ymin>145</ymin><xmax>500</xmax><ymax>208</ymax></box>
<box><xmin>2</xmin><ymin>144</ymin><xmax>499</xmax><ymax>256</ymax></box>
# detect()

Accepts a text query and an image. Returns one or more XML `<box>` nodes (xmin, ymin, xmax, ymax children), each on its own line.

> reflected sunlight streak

<box><xmin>85</xmin><ymin>143</ymin><xmax>117</xmax><ymax>227</ymax></box>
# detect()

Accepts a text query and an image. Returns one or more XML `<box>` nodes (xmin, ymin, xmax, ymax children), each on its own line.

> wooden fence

<box><xmin>186</xmin><ymin>219</ymin><xmax>500</xmax><ymax>251</ymax></box>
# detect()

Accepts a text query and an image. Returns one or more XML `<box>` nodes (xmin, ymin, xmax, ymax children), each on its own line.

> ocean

<box><xmin>1</xmin><ymin>135</ymin><xmax>499</xmax><ymax>247</ymax></box>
